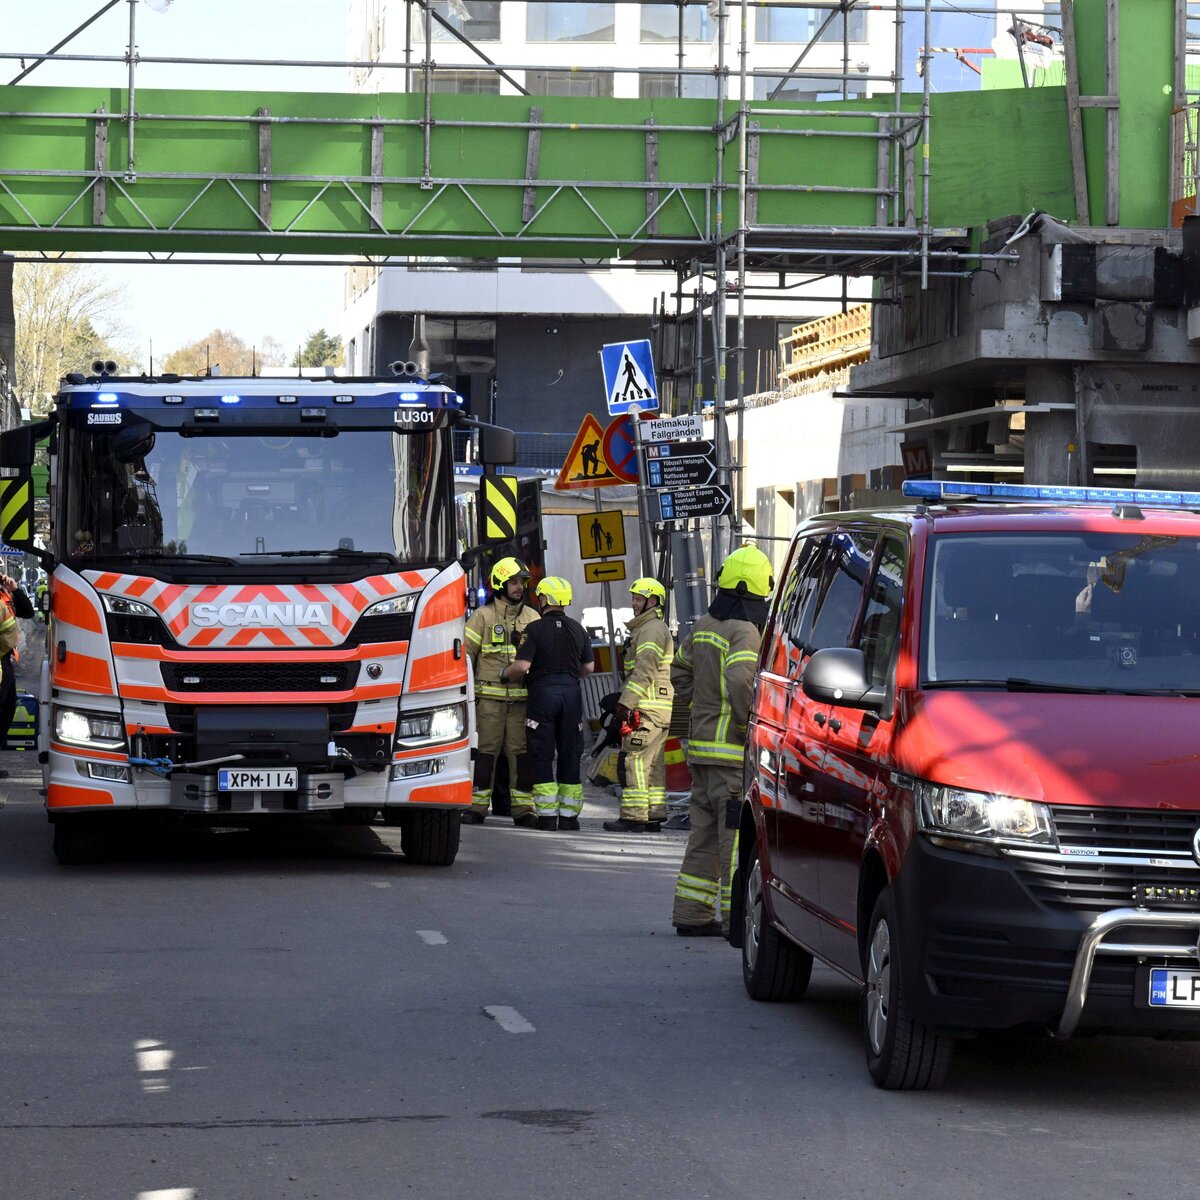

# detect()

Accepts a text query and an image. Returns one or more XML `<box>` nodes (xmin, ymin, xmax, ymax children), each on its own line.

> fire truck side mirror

<box><xmin>478</xmin><ymin>425</ymin><xmax>517</xmax><ymax>467</ymax></box>
<box><xmin>0</xmin><ymin>425</ymin><xmax>36</xmax><ymax>469</ymax></box>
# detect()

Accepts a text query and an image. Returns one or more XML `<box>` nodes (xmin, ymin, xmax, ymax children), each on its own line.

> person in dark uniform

<box><xmin>501</xmin><ymin>577</ymin><xmax>594</xmax><ymax>831</ymax></box>
<box><xmin>0</xmin><ymin>571</ymin><xmax>34</xmax><ymax>777</ymax></box>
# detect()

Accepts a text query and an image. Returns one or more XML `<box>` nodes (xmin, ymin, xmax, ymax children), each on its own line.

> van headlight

<box><xmin>915</xmin><ymin>782</ymin><xmax>1056</xmax><ymax>846</ymax></box>
<box><xmin>395</xmin><ymin>703</ymin><xmax>465</xmax><ymax>746</ymax></box>
<box><xmin>54</xmin><ymin>707</ymin><xmax>126</xmax><ymax>751</ymax></box>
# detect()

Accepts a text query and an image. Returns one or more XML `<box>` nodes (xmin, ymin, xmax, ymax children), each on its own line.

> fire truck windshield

<box><xmin>61</xmin><ymin>421</ymin><xmax>454</xmax><ymax>567</ymax></box>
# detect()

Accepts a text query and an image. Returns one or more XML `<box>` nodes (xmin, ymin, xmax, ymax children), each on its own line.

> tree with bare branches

<box><xmin>14</xmin><ymin>263</ymin><xmax>131</xmax><ymax>414</ymax></box>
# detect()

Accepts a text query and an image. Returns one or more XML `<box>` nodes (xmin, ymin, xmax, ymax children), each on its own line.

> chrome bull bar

<box><xmin>1056</xmin><ymin>907</ymin><xmax>1200</xmax><ymax>1038</ymax></box>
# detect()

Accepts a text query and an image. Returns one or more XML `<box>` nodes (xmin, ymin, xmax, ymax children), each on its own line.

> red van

<box><xmin>731</xmin><ymin>481</ymin><xmax>1200</xmax><ymax>1089</ymax></box>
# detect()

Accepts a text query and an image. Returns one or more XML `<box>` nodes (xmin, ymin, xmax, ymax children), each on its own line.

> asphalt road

<box><xmin>2</xmin><ymin>761</ymin><xmax>1199</xmax><ymax>1200</ymax></box>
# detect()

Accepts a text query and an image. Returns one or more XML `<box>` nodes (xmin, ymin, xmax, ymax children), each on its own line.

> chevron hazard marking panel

<box><xmin>481</xmin><ymin>473</ymin><xmax>518</xmax><ymax>541</ymax></box>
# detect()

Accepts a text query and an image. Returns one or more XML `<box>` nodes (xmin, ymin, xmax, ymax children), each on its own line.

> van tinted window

<box><xmin>924</xmin><ymin>531</ymin><xmax>1200</xmax><ymax>692</ymax></box>
<box><xmin>859</xmin><ymin>535</ymin><xmax>906</xmax><ymax>686</ymax></box>
<box><xmin>808</xmin><ymin>530</ymin><xmax>877</xmax><ymax>652</ymax></box>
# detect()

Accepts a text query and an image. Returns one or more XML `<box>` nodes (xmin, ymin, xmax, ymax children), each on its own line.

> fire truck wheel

<box><xmin>52</xmin><ymin>816</ymin><xmax>110</xmax><ymax>866</ymax></box>
<box><xmin>399</xmin><ymin>809</ymin><xmax>462</xmax><ymax>866</ymax></box>
<box><xmin>331</xmin><ymin>807</ymin><xmax>378</xmax><ymax>826</ymax></box>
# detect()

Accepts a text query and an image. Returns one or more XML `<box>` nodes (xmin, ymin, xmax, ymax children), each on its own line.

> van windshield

<box><xmin>924</xmin><ymin>532</ymin><xmax>1200</xmax><ymax>692</ymax></box>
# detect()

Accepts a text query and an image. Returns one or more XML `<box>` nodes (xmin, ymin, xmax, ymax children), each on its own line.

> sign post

<box><xmin>591</xmin><ymin>492</ymin><xmax>619</xmax><ymax>673</ymax></box>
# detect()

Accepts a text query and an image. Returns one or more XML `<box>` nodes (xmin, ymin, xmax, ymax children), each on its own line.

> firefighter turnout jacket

<box><xmin>465</xmin><ymin>597</ymin><xmax>540</xmax><ymax>699</ymax></box>
<box><xmin>617</xmin><ymin>608</ymin><xmax>674</xmax><ymax>723</ymax></box>
<box><xmin>670</xmin><ymin>613</ymin><xmax>760</xmax><ymax>765</ymax></box>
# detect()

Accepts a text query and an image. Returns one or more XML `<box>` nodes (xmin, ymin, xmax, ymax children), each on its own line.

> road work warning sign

<box><xmin>555</xmin><ymin>413</ymin><xmax>622</xmax><ymax>491</ymax></box>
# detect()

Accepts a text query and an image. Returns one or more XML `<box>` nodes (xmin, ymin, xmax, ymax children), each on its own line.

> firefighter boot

<box><xmin>535</xmin><ymin>815</ymin><xmax>558</xmax><ymax>831</ymax></box>
<box><xmin>602</xmin><ymin>817</ymin><xmax>647</xmax><ymax>833</ymax></box>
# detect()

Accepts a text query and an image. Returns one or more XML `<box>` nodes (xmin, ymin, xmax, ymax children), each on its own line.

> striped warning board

<box><xmin>0</xmin><ymin>477</ymin><xmax>33</xmax><ymax>546</ymax></box>
<box><xmin>480</xmin><ymin>473</ymin><xmax>518</xmax><ymax>543</ymax></box>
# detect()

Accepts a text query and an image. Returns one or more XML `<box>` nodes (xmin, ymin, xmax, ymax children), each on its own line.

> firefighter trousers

<box><xmin>618</xmin><ymin>716</ymin><xmax>668</xmax><ymax>823</ymax></box>
<box><xmin>672</xmin><ymin>762</ymin><xmax>739</xmax><ymax>931</ymax></box>
<box><xmin>472</xmin><ymin>696</ymin><xmax>535</xmax><ymax>821</ymax></box>
<box><xmin>525</xmin><ymin>680</ymin><xmax>584</xmax><ymax>818</ymax></box>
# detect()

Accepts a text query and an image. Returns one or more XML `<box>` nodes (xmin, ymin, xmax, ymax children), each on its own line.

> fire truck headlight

<box><xmin>364</xmin><ymin>595</ymin><xmax>418</xmax><ymax>617</ymax></box>
<box><xmin>54</xmin><ymin>707</ymin><xmax>126</xmax><ymax>750</ymax></box>
<box><xmin>101</xmin><ymin>594</ymin><xmax>157</xmax><ymax>619</ymax></box>
<box><xmin>395</xmin><ymin>703</ymin><xmax>465</xmax><ymax>747</ymax></box>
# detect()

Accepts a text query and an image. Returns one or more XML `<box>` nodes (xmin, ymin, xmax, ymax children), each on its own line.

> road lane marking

<box><xmin>417</xmin><ymin>930</ymin><xmax>447</xmax><ymax>945</ymax></box>
<box><xmin>135</xmin><ymin>1038</ymin><xmax>174</xmax><ymax>1095</ymax></box>
<box><xmin>484</xmin><ymin>1006</ymin><xmax>535</xmax><ymax>1034</ymax></box>
<box><xmin>370</xmin><ymin>882</ymin><xmax>392</xmax><ymax>889</ymax></box>
<box><xmin>136</xmin><ymin>1191</ymin><xmax>197</xmax><ymax>1200</ymax></box>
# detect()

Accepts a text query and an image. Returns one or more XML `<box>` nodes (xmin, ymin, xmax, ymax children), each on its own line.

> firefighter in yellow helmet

<box><xmin>463</xmin><ymin>556</ymin><xmax>541</xmax><ymax>826</ymax></box>
<box><xmin>603</xmin><ymin>577</ymin><xmax>675</xmax><ymax>833</ymax></box>
<box><xmin>501</xmin><ymin>577</ymin><xmax>595</xmax><ymax>830</ymax></box>
<box><xmin>670</xmin><ymin>544</ymin><xmax>773</xmax><ymax>936</ymax></box>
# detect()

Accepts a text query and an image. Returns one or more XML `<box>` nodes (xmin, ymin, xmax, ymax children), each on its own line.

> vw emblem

<box><xmin>1192</xmin><ymin>827</ymin><xmax>1200</xmax><ymax>867</ymax></box>
<box><xmin>366</xmin><ymin>662</ymin><xmax>383</xmax><ymax>680</ymax></box>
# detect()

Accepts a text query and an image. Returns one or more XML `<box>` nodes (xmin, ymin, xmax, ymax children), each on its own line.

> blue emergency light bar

<box><xmin>902</xmin><ymin>480</ymin><xmax>1200</xmax><ymax>508</ymax></box>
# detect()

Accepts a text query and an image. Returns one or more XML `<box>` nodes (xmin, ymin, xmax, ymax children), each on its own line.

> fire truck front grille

<box><xmin>164</xmin><ymin>702</ymin><xmax>358</xmax><ymax>736</ymax></box>
<box><xmin>161</xmin><ymin>662</ymin><xmax>361</xmax><ymax>693</ymax></box>
<box><xmin>106</xmin><ymin>613</ymin><xmax>176</xmax><ymax>647</ymax></box>
<box><xmin>342</xmin><ymin>612</ymin><xmax>414</xmax><ymax>646</ymax></box>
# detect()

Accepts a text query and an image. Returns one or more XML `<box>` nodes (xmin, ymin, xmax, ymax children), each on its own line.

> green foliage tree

<box><xmin>14</xmin><ymin>263</ymin><xmax>131</xmax><ymax>414</ymax></box>
<box><xmin>293</xmin><ymin>328</ymin><xmax>344</xmax><ymax>368</ymax></box>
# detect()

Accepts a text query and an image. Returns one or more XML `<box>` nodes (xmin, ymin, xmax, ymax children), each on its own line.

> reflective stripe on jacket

<box><xmin>465</xmin><ymin>597</ymin><xmax>540</xmax><ymax>701</ymax></box>
<box><xmin>618</xmin><ymin>608</ymin><xmax>674</xmax><ymax>722</ymax></box>
<box><xmin>671</xmin><ymin>613</ymin><xmax>760</xmax><ymax>765</ymax></box>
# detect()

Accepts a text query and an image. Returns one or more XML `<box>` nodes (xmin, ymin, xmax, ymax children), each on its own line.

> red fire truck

<box><xmin>0</xmin><ymin>372</ymin><xmax>514</xmax><ymax>865</ymax></box>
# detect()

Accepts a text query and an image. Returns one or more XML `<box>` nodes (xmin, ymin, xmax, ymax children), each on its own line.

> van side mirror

<box><xmin>478</xmin><ymin>424</ymin><xmax>516</xmax><ymax>467</ymax></box>
<box><xmin>801</xmin><ymin>647</ymin><xmax>886</xmax><ymax>711</ymax></box>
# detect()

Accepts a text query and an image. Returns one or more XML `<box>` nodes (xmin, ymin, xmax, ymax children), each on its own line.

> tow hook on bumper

<box><xmin>1056</xmin><ymin>907</ymin><xmax>1200</xmax><ymax>1038</ymax></box>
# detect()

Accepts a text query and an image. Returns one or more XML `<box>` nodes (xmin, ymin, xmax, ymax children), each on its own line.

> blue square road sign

<box><xmin>601</xmin><ymin>340</ymin><xmax>659</xmax><ymax>415</ymax></box>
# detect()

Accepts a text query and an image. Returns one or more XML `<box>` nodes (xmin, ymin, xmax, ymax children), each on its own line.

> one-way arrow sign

<box><xmin>652</xmin><ymin>485</ymin><xmax>732</xmax><ymax>523</ymax></box>
<box><xmin>642</xmin><ymin>439</ymin><xmax>717</xmax><ymax>489</ymax></box>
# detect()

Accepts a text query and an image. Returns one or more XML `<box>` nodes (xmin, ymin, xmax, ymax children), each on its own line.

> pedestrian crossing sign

<box><xmin>601</xmin><ymin>339</ymin><xmax>659</xmax><ymax>415</ymax></box>
<box><xmin>554</xmin><ymin>413</ymin><xmax>621</xmax><ymax>491</ymax></box>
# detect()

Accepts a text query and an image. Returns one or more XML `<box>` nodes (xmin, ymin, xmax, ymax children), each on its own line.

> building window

<box><xmin>431</xmin><ymin>70</ymin><xmax>502</xmax><ymax>93</ymax></box>
<box><xmin>639</xmin><ymin>71</ymin><xmax>717</xmax><ymax>99</ymax></box>
<box><xmin>526</xmin><ymin>70</ymin><xmax>614</xmax><ymax>97</ymax></box>
<box><xmin>640</xmin><ymin>3</ymin><xmax>711</xmax><ymax>42</ymax></box>
<box><xmin>526</xmin><ymin>3</ymin><xmax>615</xmax><ymax>42</ymax></box>
<box><xmin>754</xmin><ymin>5</ymin><xmax>867</xmax><ymax>43</ymax></box>
<box><xmin>431</xmin><ymin>0</ymin><xmax>501</xmax><ymax>42</ymax></box>
<box><xmin>754</xmin><ymin>75</ymin><xmax>864</xmax><ymax>102</ymax></box>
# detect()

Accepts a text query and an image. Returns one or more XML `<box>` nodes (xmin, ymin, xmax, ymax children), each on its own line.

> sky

<box><xmin>5</xmin><ymin>0</ymin><xmax>351</xmax><ymax>364</ymax></box>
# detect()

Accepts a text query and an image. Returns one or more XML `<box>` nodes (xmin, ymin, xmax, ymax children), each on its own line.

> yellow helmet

<box><xmin>629</xmin><ymin>577</ymin><xmax>667</xmax><ymax>605</ymax></box>
<box><xmin>490</xmin><ymin>556</ymin><xmax>530</xmax><ymax>590</ymax></box>
<box><xmin>536</xmin><ymin>576</ymin><xmax>573</xmax><ymax>607</ymax></box>
<box><xmin>717</xmin><ymin>544</ymin><xmax>774</xmax><ymax>598</ymax></box>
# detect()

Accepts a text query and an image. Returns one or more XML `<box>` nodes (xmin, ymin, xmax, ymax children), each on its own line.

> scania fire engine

<box><xmin>0</xmin><ymin>373</ymin><xmax>515</xmax><ymax>865</ymax></box>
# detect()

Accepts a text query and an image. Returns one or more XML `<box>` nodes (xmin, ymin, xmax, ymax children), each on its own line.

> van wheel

<box><xmin>400</xmin><ymin>810</ymin><xmax>461</xmax><ymax>866</ymax></box>
<box><xmin>741</xmin><ymin>848</ymin><xmax>813</xmax><ymax>1001</ymax></box>
<box><xmin>52</xmin><ymin>817</ymin><xmax>109</xmax><ymax>866</ymax></box>
<box><xmin>863</xmin><ymin>889</ymin><xmax>953</xmax><ymax>1090</ymax></box>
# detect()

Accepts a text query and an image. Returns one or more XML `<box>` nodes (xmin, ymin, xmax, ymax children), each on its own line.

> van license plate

<box><xmin>1149</xmin><ymin>968</ymin><xmax>1200</xmax><ymax>1007</ymax></box>
<box><xmin>218</xmin><ymin>768</ymin><xmax>298</xmax><ymax>793</ymax></box>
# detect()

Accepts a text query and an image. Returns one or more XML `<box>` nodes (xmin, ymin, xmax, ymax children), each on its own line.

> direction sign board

<box><xmin>643</xmin><ymin>439</ymin><xmax>717</xmax><ymax>489</ymax></box>
<box><xmin>641</xmin><ymin>413</ymin><xmax>702</xmax><ymax>443</ymax></box>
<box><xmin>577</xmin><ymin>510</ymin><xmax>626</xmax><ymax>560</ymax></box>
<box><xmin>651</xmin><ymin>485</ymin><xmax>732</xmax><ymax>523</ymax></box>
<box><xmin>584</xmin><ymin>560</ymin><xmax>627</xmax><ymax>584</ymax></box>
<box><xmin>601</xmin><ymin>340</ymin><xmax>659</xmax><ymax>415</ymax></box>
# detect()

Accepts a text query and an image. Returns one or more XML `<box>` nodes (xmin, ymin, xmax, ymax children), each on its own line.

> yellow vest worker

<box><xmin>671</xmin><ymin>545</ymin><xmax>772</xmax><ymax>936</ymax></box>
<box><xmin>603</xmin><ymin>577</ymin><xmax>675</xmax><ymax>833</ymax></box>
<box><xmin>463</xmin><ymin>557</ymin><xmax>541</xmax><ymax>826</ymax></box>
